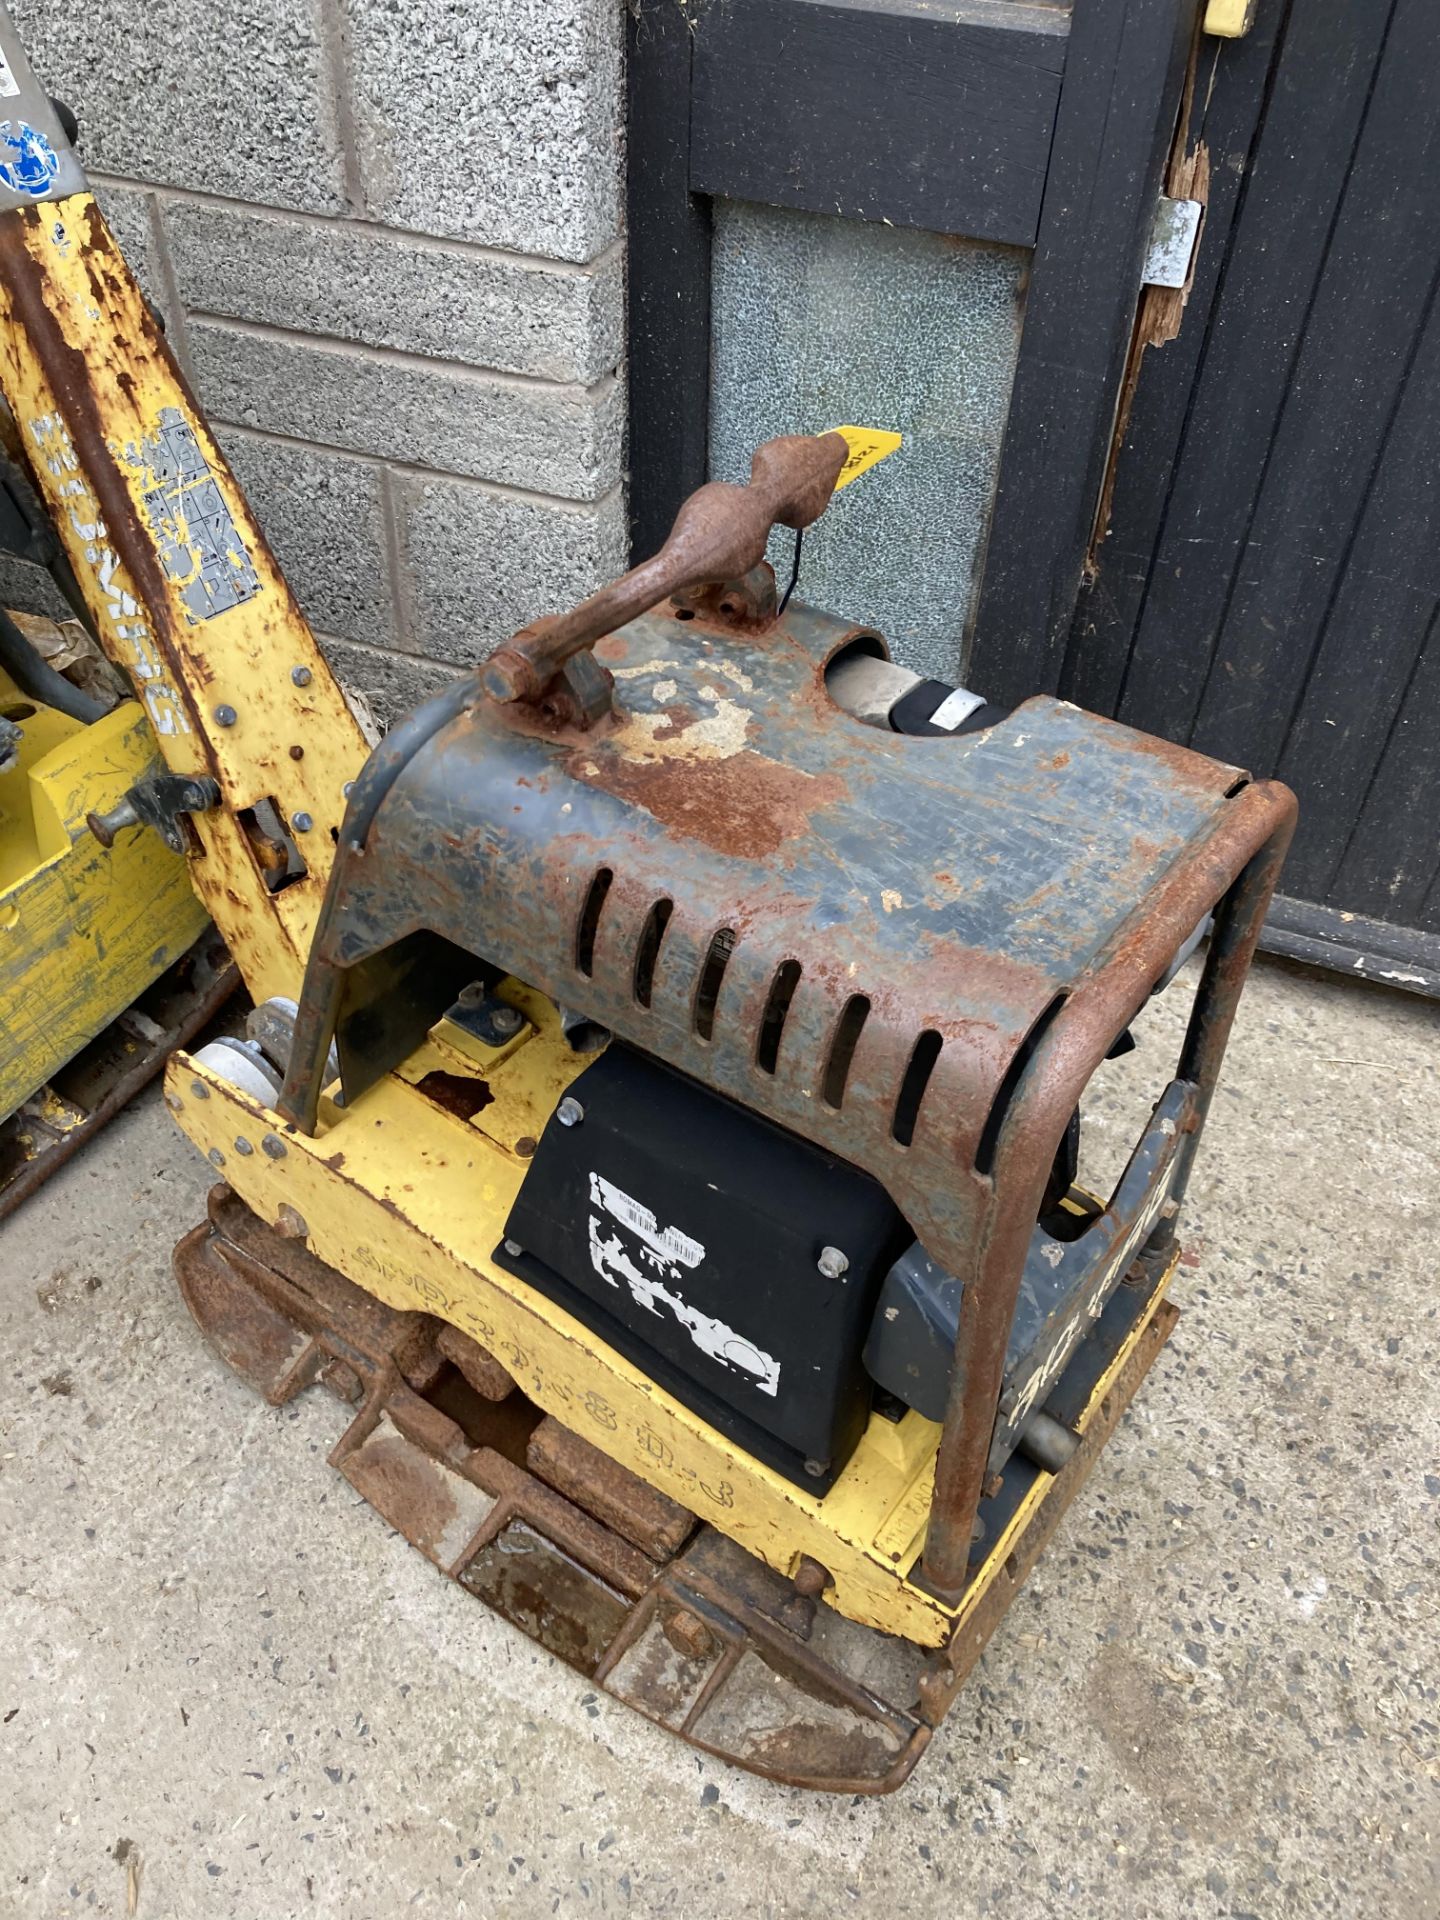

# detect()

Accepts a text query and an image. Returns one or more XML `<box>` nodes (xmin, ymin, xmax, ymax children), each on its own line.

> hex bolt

<box><xmin>261</xmin><ymin>1132</ymin><xmax>288</xmax><ymax>1160</ymax></box>
<box><xmin>817</xmin><ymin>1245</ymin><xmax>849</xmax><ymax>1279</ymax></box>
<box><xmin>290</xmin><ymin>665</ymin><xmax>313</xmax><ymax>687</ymax></box>
<box><xmin>503</xmin><ymin>1239</ymin><xmax>524</xmax><ymax>1258</ymax></box>
<box><xmin>207</xmin><ymin>1147</ymin><xmax>226</xmax><ymax>1168</ymax></box>
<box><xmin>556</xmin><ymin>1096</ymin><xmax>584</xmax><ymax>1128</ymax></box>
<box><xmin>292</xmin><ymin>811</ymin><xmax>314</xmax><ymax>833</ymax></box>
<box><xmin>492</xmin><ymin>1004</ymin><xmax>524</xmax><ymax>1036</ymax></box>
<box><xmin>213</xmin><ymin>704</ymin><xmax>237</xmax><ymax>727</ymax></box>
<box><xmin>233</xmin><ymin>1136</ymin><xmax>254</xmax><ymax>1157</ymax></box>
<box><xmin>803</xmin><ymin>1458</ymin><xmax>828</xmax><ymax>1479</ymax></box>
<box><xmin>662</xmin><ymin>1607</ymin><xmax>715</xmax><ymax>1661</ymax></box>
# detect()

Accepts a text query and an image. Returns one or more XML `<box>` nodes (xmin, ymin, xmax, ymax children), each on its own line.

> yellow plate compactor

<box><xmin>0</xmin><ymin>10</ymin><xmax>1294</xmax><ymax>1792</ymax></box>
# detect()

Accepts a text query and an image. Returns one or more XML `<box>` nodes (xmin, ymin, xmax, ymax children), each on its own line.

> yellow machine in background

<box><xmin>0</xmin><ymin>610</ymin><xmax>224</xmax><ymax>1208</ymax></box>
<box><xmin>0</xmin><ymin>652</ymin><xmax>207</xmax><ymax>1106</ymax></box>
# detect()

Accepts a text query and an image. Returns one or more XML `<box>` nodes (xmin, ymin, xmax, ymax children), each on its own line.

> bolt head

<box><xmin>492</xmin><ymin>1004</ymin><xmax>523</xmax><ymax>1035</ymax></box>
<box><xmin>207</xmin><ymin>1146</ymin><xmax>226</xmax><ymax>1167</ymax></box>
<box><xmin>233</xmin><ymin>1136</ymin><xmax>254</xmax><ymax>1156</ymax></box>
<box><xmin>189</xmin><ymin>1079</ymin><xmax>210</xmax><ymax>1100</ymax></box>
<box><xmin>261</xmin><ymin>1132</ymin><xmax>288</xmax><ymax>1160</ymax></box>
<box><xmin>503</xmin><ymin>1239</ymin><xmax>524</xmax><ymax>1258</ymax></box>
<box><xmin>213</xmin><ymin>704</ymin><xmax>237</xmax><ymax>727</ymax></box>
<box><xmin>292</xmin><ymin>811</ymin><xmax>314</xmax><ymax>833</ymax></box>
<box><xmin>556</xmin><ymin>1096</ymin><xmax>584</xmax><ymax>1128</ymax></box>
<box><xmin>803</xmin><ymin>1458</ymin><xmax>828</xmax><ymax>1479</ymax></box>
<box><xmin>291</xmin><ymin>665</ymin><xmax>313</xmax><ymax>687</ymax></box>
<box><xmin>661</xmin><ymin>1607</ymin><xmax>715</xmax><ymax>1661</ymax></box>
<box><xmin>275</xmin><ymin>1204</ymin><xmax>308</xmax><ymax>1241</ymax></box>
<box><xmin>817</xmin><ymin>1245</ymin><xmax>849</xmax><ymax>1279</ymax></box>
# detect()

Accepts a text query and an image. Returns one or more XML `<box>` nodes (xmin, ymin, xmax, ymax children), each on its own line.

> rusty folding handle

<box><xmin>481</xmin><ymin>432</ymin><xmax>850</xmax><ymax>706</ymax></box>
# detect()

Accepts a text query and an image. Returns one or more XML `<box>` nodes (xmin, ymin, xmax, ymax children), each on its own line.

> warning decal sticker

<box><xmin>123</xmin><ymin>407</ymin><xmax>262</xmax><ymax>624</ymax></box>
<box><xmin>587</xmin><ymin>1172</ymin><xmax>781</xmax><ymax>1396</ymax></box>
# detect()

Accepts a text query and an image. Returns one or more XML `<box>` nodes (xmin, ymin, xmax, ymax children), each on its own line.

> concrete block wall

<box><xmin>8</xmin><ymin>0</ymin><xmax>627</xmax><ymax>726</ymax></box>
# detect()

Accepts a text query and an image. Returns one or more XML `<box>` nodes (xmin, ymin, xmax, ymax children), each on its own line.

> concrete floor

<box><xmin>2</xmin><ymin>954</ymin><xmax>1437</xmax><ymax>1918</ymax></box>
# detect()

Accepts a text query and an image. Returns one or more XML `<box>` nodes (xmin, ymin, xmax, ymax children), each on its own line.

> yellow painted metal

<box><xmin>0</xmin><ymin>667</ymin><xmax>208</xmax><ymax>1116</ymax></box>
<box><xmin>165</xmin><ymin>986</ymin><xmax>1180</xmax><ymax>1647</ymax></box>
<box><xmin>1203</xmin><ymin>0</ymin><xmax>1256</xmax><ymax>37</ymax></box>
<box><xmin>0</xmin><ymin>193</ymin><xmax>370</xmax><ymax>1004</ymax></box>
<box><xmin>0</xmin><ymin>164</ymin><xmax>1178</xmax><ymax>1655</ymax></box>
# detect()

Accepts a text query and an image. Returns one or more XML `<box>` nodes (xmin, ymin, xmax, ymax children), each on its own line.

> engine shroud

<box><xmin>281</xmin><ymin>592</ymin><xmax>1294</xmax><ymax>1593</ymax></box>
<box><xmin>291</xmin><ymin>599</ymin><xmax>1242</xmax><ymax>1247</ymax></box>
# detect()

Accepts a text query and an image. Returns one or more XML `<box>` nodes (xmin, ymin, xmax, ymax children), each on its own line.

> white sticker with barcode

<box><xmin>587</xmin><ymin>1172</ymin><xmax>781</xmax><ymax>1395</ymax></box>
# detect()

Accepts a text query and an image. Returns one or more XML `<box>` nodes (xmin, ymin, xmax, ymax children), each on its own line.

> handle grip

<box><xmin>481</xmin><ymin>432</ymin><xmax>849</xmax><ymax>705</ymax></box>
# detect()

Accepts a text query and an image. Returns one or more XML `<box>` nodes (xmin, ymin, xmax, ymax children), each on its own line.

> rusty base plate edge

<box><xmin>173</xmin><ymin>1185</ymin><xmax>1178</xmax><ymax>1795</ymax></box>
<box><xmin>0</xmin><ymin>930</ymin><xmax>235</xmax><ymax>1219</ymax></box>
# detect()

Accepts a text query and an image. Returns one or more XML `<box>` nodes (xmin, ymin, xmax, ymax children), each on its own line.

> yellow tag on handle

<box><xmin>828</xmin><ymin>425</ymin><xmax>903</xmax><ymax>490</ymax></box>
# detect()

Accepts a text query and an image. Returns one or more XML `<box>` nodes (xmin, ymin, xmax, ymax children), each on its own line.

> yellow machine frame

<box><xmin>0</xmin><ymin>187</ymin><xmax>1188</xmax><ymax>1652</ymax></box>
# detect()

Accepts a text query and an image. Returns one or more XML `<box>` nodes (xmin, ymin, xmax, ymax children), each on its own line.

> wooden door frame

<box><xmin>625</xmin><ymin>0</ymin><xmax>1201</xmax><ymax>672</ymax></box>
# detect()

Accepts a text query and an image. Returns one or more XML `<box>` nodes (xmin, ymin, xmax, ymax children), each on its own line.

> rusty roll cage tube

<box><xmin>919</xmin><ymin>779</ymin><xmax>1297</xmax><ymax>1601</ymax></box>
<box><xmin>481</xmin><ymin>432</ymin><xmax>849</xmax><ymax>705</ymax></box>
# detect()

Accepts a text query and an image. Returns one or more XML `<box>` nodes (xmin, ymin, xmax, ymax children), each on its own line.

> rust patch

<box><xmin>529</xmin><ymin>1415</ymin><xmax>695</xmax><ymax>1559</ymax></box>
<box><xmin>592</xmin><ymin>748</ymin><xmax>846</xmax><ymax>860</ymax></box>
<box><xmin>436</xmin><ymin>1322</ymin><xmax>515</xmax><ymax>1401</ymax></box>
<box><xmin>416</xmin><ymin>1069</ymin><xmax>493</xmax><ymax>1121</ymax></box>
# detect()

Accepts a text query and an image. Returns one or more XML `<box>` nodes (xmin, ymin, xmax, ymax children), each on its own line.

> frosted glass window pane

<box><xmin>709</xmin><ymin>200</ymin><xmax>1027</xmax><ymax>683</ymax></box>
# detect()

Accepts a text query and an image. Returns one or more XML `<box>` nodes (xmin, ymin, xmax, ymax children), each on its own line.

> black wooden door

<box><xmin>628</xmin><ymin>0</ymin><xmax>1201</xmax><ymax>681</ymax></box>
<box><xmin>1015</xmin><ymin>0</ymin><xmax>1440</xmax><ymax>994</ymax></box>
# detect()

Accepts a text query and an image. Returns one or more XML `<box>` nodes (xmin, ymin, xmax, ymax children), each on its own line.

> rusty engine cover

<box><xmin>279</xmin><ymin>438</ymin><xmax>1295</xmax><ymax>1595</ymax></box>
<box><xmin>286</xmin><ymin>594</ymin><xmax>1258</xmax><ymax>1278</ymax></box>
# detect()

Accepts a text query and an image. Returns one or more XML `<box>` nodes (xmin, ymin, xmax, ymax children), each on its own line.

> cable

<box><xmin>778</xmin><ymin>526</ymin><xmax>803</xmax><ymax>617</ymax></box>
<box><xmin>0</xmin><ymin>605</ymin><xmax>106</xmax><ymax>723</ymax></box>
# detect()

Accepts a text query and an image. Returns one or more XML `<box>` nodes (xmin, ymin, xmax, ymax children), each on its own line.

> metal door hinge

<box><xmin>1142</xmin><ymin>196</ymin><xmax>1203</xmax><ymax>290</ymax></box>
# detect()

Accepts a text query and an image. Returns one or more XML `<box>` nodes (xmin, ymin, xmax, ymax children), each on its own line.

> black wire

<box><xmin>778</xmin><ymin>525</ymin><xmax>803</xmax><ymax>616</ymax></box>
<box><xmin>0</xmin><ymin>605</ymin><xmax>105</xmax><ymax>722</ymax></box>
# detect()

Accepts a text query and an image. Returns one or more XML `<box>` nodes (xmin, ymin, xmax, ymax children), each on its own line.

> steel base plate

<box><xmin>174</xmin><ymin>1186</ymin><xmax>1178</xmax><ymax>1794</ymax></box>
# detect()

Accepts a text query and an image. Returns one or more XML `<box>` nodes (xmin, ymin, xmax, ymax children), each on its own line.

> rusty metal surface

<box><xmin>482</xmin><ymin>433</ymin><xmax>848</xmax><ymax>708</ymax></box>
<box><xmin>435</xmin><ymin>1321</ymin><xmax>516</xmax><ymax>1401</ymax></box>
<box><xmin>0</xmin><ymin>930</ymin><xmax>235</xmax><ymax>1219</ymax></box>
<box><xmin>172</xmin><ymin>1186</ymin><xmax>1181</xmax><ymax>1793</ymax></box>
<box><xmin>280</xmin><ymin>455</ymin><xmax>1295</xmax><ymax>1609</ymax></box>
<box><xmin>917</xmin><ymin>1293</ymin><xmax>1180</xmax><ymax>1725</ymax></box>
<box><xmin>527</xmin><ymin>1415</ymin><xmax>697</xmax><ymax>1560</ymax></box>
<box><xmin>0</xmin><ymin>193</ymin><xmax>371</xmax><ymax>1005</ymax></box>
<box><xmin>921</xmin><ymin>800</ymin><xmax>1294</xmax><ymax>1593</ymax></box>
